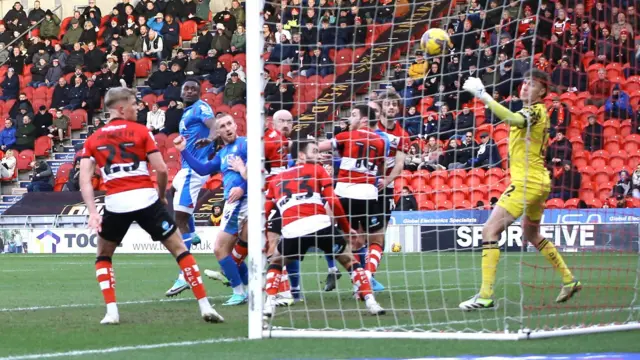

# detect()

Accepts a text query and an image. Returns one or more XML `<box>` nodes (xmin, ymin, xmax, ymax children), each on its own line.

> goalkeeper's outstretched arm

<box><xmin>463</xmin><ymin>77</ymin><xmax>526</xmax><ymax>128</ymax></box>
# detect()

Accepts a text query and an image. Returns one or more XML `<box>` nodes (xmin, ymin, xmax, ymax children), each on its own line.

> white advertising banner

<box><xmin>25</xmin><ymin>227</ymin><xmax>219</xmax><ymax>254</ymax></box>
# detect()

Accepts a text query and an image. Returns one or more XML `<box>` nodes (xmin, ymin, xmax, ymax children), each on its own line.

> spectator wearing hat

<box><xmin>193</xmin><ymin>27</ymin><xmax>214</xmax><ymax>56</ymax></box>
<box><xmin>82</xmin><ymin>0</ymin><xmax>102</xmax><ymax>21</ymax></box>
<box><xmin>548</xmin><ymin>96</ymin><xmax>570</xmax><ymax>138</ymax></box>
<box><xmin>549</xmin><ymin>160</ymin><xmax>582</xmax><ymax>201</ymax></box>
<box><xmin>605</xmin><ymin>84</ymin><xmax>634</xmax><ymax>120</ymax></box>
<box><xmin>408</xmin><ymin>51</ymin><xmax>428</xmax><ymax>81</ymax></box>
<box><xmin>547</xmin><ymin>132</ymin><xmax>572</xmax><ymax>169</ymax></box>
<box><xmin>143</xmin><ymin>29</ymin><xmax>163</xmax><ymax>61</ymax></box>
<box><xmin>94</xmin><ymin>64</ymin><xmax>119</xmax><ymax>95</ymax></box>
<box><xmin>582</xmin><ymin>114</ymin><xmax>603</xmax><ymax>152</ymax></box>
<box><xmin>44</xmin><ymin>58</ymin><xmax>63</xmax><ymax>87</ymax></box>
<box><xmin>223</xmin><ymin>72</ymin><xmax>247</xmax><ymax>106</ymax></box>
<box><xmin>39</xmin><ymin>10</ymin><xmax>60</xmax><ymax>40</ymax></box>
<box><xmin>9</xmin><ymin>93</ymin><xmax>33</xmax><ymax>120</ymax></box>
<box><xmin>33</xmin><ymin>106</ymin><xmax>52</xmax><ymax>136</ymax></box>
<box><xmin>468</xmin><ymin>132</ymin><xmax>501</xmax><ymax>169</ymax></box>
<box><xmin>0</xmin><ymin>119</ymin><xmax>16</xmax><ymax>151</ymax></box>
<box><xmin>142</xmin><ymin>62</ymin><xmax>171</xmax><ymax>96</ymax></box>
<box><xmin>612</xmin><ymin>29</ymin><xmax>635</xmax><ymax>65</ymax></box>
<box><xmin>13</xmin><ymin>103</ymin><xmax>33</xmax><ymax>127</ymax></box>
<box><xmin>13</xmin><ymin>115</ymin><xmax>37</xmax><ymax>151</ymax></box>
<box><xmin>230</xmin><ymin>24</ymin><xmax>246</xmax><ymax>54</ymax></box>
<box><xmin>212</xmin><ymin>23</ymin><xmax>232</xmax><ymax>54</ymax></box>
<box><xmin>146</xmin><ymin>12</ymin><xmax>164</xmax><ymax>33</ymax></box>
<box><xmin>62</xmin><ymin>19</ymin><xmax>82</xmax><ymax>50</ymax></box>
<box><xmin>0</xmin><ymin>68</ymin><xmax>19</xmax><ymax>101</ymax></box>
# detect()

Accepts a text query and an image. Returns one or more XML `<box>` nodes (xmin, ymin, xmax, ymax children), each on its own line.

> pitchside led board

<box><xmin>390</xmin><ymin>209</ymin><xmax>640</xmax><ymax>253</ymax></box>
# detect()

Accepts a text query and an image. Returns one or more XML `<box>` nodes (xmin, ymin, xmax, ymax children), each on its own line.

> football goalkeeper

<box><xmin>459</xmin><ymin>70</ymin><xmax>582</xmax><ymax>310</ymax></box>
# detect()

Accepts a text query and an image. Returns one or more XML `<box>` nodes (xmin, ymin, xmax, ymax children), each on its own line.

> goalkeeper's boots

<box><xmin>292</xmin><ymin>288</ymin><xmax>304</xmax><ymax>303</ymax></box>
<box><xmin>191</xmin><ymin>233</ymin><xmax>202</xmax><ymax>246</ymax></box>
<box><xmin>370</xmin><ymin>277</ymin><xmax>385</xmax><ymax>292</ymax></box>
<box><xmin>204</xmin><ymin>269</ymin><xmax>231</xmax><ymax>287</ymax></box>
<box><xmin>100</xmin><ymin>313</ymin><xmax>120</xmax><ymax>325</ymax></box>
<box><xmin>459</xmin><ymin>294</ymin><xmax>495</xmax><ymax>311</ymax></box>
<box><xmin>275</xmin><ymin>291</ymin><xmax>294</xmax><ymax>307</ymax></box>
<box><xmin>165</xmin><ymin>278</ymin><xmax>189</xmax><ymax>297</ymax></box>
<box><xmin>263</xmin><ymin>295</ymin><xmax>277</xmax><ymax>318</ymax></box>
<box><xmin>556</xmin><ymin>279</ymin><xmax>582</xmax><ymax>303</ymax></box>
<box><xmin>323</xmin><ymin>270</ymin><xmax>342</xmax><ymax>291</ymax></box>
<box><xmin>365</xmin><ymin>297</ymin><xmax>386</xmax><ymax>316</ymax></box>
<box><xmin>223</xmin><ymin>293</ymin><xmax>248</xmax><ymax>306</ymax></box>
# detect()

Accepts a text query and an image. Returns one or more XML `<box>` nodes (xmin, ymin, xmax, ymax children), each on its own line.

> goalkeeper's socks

<box><xmin>187</xmin><ymin>215</ymin><xmax>196</xmax><ymax>233</ymax></box>
<box><xmin>238</xmin><ymin>260</ymin><xmax>248</xmax><ymax>286</ymax></box>
<box><xmin>96</xmin><ymin>256</ymin><xmax>117</xmax><ymax>308</ymax></box>
<box><xmin>349</xmin><ymin>263</ymin><xmax>373</xmax><ymax>300</ymax></box>
<box><xmin>365</xmin><ymin>243</ymin><xmax>383</xmax><ymax>275</ymax></box>
<box><xmin>232</xmin><ymin>240</ymin><xmax>248</xmax><ymax>266</ymax></box>
<box><xmin>355</xmin><ymin>246</ymin><xmax>367</xmax><ymax>266</ymax></box>
<box><xmin>325</xmin><ymin>254</ymin><xmax>337</xmax><ymax>272</ymax></box>
<box><xmin>219</xmin><ymin>255</ymin><xmax>244</xmax><ymax>295</ymax></box>
<box><xmin>537</xmin><ymin>239</ymin><xmax>574</xmax><ymax>284</ymax></box>
<box><xmin>265</xmin><ymin>264</ymin><xmax>283</xmax><ymax>296</ymax></box>
<box><xmin>479</xmin><ymin>240</ymin><xmax>500</xmax><ymax>299</ymax></box>
<box><xmin>182</xmin><ymin>233</ymin><xmax>193</xmax><ymax>251</ymax></box>
<box><xmin>278</xmin><ymin>267</ymin><xmax>291</xmax><ymax>294</ymax></box>
<box><xmin>176</xmin><ymin>251</ymin><xmax>206</xmax><ymax>300</ymax></box>
<box><xmin>287</xmin><ymin>259</ymin><xmax>300</xmax><ymax>289</ymax></box>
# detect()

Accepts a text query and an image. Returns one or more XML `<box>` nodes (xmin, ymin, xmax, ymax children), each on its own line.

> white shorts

<box><xmin>220</xmin><ymin>198</ymin><xmax>248</xmax><ymax>235</ymax></box>
<box><xmin>172</xmin><ymin>168</ymin><xmax>208</xmax><ymax>214</ymax></box>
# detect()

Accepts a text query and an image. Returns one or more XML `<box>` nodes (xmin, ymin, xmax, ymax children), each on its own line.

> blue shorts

<box><xmin>172</xmin><ymin>168</ymin><xmax>208</xmax><ymax>214</ymax></box>
<box><xmin>220</xmin><ymin>198</ymin><xmax>248</xmax><ymax>235</ymax></box>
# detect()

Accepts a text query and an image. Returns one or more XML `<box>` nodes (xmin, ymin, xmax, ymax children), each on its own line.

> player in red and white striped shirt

<box><xmin>79</xmin><ymin>87</ymin><xmax>223</xmax><ymax>325</ymax></box>
<box><xmin>263</xmin><ymin>138</ymin><xmax>385</xmax><ymax>317</ymax></box>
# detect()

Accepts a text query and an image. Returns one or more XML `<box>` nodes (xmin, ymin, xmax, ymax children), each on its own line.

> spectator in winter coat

<box><xmin>403</xmin><ymin>106</ymin><xmax>422</xmax><ymax>138</ymax></box>
<box><xmin>207</xmin><ymin>61</ymin><xmax>228</xmax><ymax>92</ymax></box>
<box><xmin>211</xmin><ymin>23</ymin><xmax>232</xmax><ymax>54</ymax></box>
<box><xmin>50</xmin><ymin>43</ymin><xmax>67</xmax><ymax>69</ymax></box>
<box><xmin>51</xmin><ymin>78</ymin><xmax>70</xmax><ymax>109</ymax></box>
<box><xmin>632</xmin><ymin>164</ymin><xmax>640</xmax><ymax>199</ymax></box>
<box><xmin>230</xmin><ymin>24</ymin><xmax>246</xmax><ymax>54</ymax></box>
<box><xmin>79</xmin><ymin>21</ymin><xmax>97</xmax><ymax>46</ymax></box>
<box><xmin>119</xmin><ymin>52</ymin><xmax>136</xmax><ymax>88</ymax></box>
<box><xmin>4</xmin><ymin>2</ymin><xmax>27</xmax><ymax>25</ymax></box>
<box><xmin>33</xmin><ymin>106</ymin><xmax>53</xmax><ymax>137</ymax></box>
<box><xmin>162</xmin><ymin>101</ymin><xmax>183</xmax><ymax>134</ymax></box>
<box><xmin>549</xmin><ymin>161</ymin><xmax>582</xmax><ymax>200</ymax></box>
<box><xmin>454</xmin><ymin>105</ymin><xmax>475</xmax><ymax>136</ymax></box>
<box><xmin>0</xmin><ymin>149</ymin><xmax>17</xmax><ymax>179</ymax></box>
<box><xmin>399</xmin><ymin>78</ymin><xmax>418</xmax><ymax>109</ymax></box>
<box><xmin>300</xmin><ymin>47</ymin><xmax>334</xmax><ymax>77</ymax></box>
<box><xmin>45</xmin><ymin>58</ymin><xmax>63</xmax><ymax>87</ymax></box>
<box><xmin>436</xmin><ymin>105</ymin><xmax>455</xmax><ymax>141</ymax></box>
<box><xmin>64</xmin><ymin>43</ymin><xmax>85</xmax><ymax>73</ymax></box>
<box><xmin>468</xmin><ymin>132</ymin><xmax>501</xmax><ymax>169</ymax></box>
<box><xmin>0</xmin><ymin>43</ymin><xmax>9</xmax><ymax>64</ymax></box>
<box><xmin>588</xmin><ymin>68</ymin><xmax>613</xmax><ymax>107</ymax></box>
<box><xmin>395</xmin><ymin>187</ymin><xmax>417</xmax><ymax>211</ymax></box>
<box><xmin>143</xmin><ymin>29</ymin><xmax>163</xmax><ymax>61</ymax></box>
<box><xmin>146</xmin><ymin>103</ymin><xmax>165</xmax><ymax>133</ymax></box>
<box><xmin>31</xmin><ymin>45</ymin><xmax>50</xmax><ymax>66</ymax></box>
<box><xmin>0</xmin><ymin>68</ymin><xmax>19</xmax><ymax>100</ymax></box>
<box><xmin>408</xmin><ymin>51</ymin><xmax>428</xmax><ymax>81</ymax></box>
<box><xmin>613</xmin><ymin>170</ymin><xmax>633</xmax><ymax>197</ymax></box>
<box><xmin>160</xmin><ymin>14</ymin><xmax>179</xmax><ymax>59</ymax></box>
<box><xmin>65</xmin><ymin>77</ymin><xmax>88</xmax><ymax>110</ymax></box>
<box><xmin>547</xmin><ymin>132</ymin><xmax>573</xmax><ymax>168</ymax></box>
<box><xmin>184</xmin><ymin>51</ymin><xmax>201</xmax><ymax>77</ymax></box>
<box><xmin>9</xmin><ymin>93</ymin><xmax>33</xmax><ymax>119</ymax></box>
<box><xmin>27</xmin><ymin>160</ymin><xmax>53</xmax><ymax>192</ymax></box>
<box><xmin>605</xmin><ymin>84</ymin><xmax>635</xmax><ymax>120</ymax></box>
<box><xmin>50</xmin><ymin>109</ymin><xmax>69</xmax><ymax>142</ymax></box>
<box><xmin>120</xmin><ymin>27</ymin><xmax>137</xmax><ymax>53</ymax></box>
<box><xmin>84</xmin><ymin>42</ymin><xmax>105</xmax><ymax>73</ymax></box>
<box><xmin>39</xmin><ymin>10</ymin><xmax>60</xmax><ymax>40</ymax></box>
<box><xmin>193</xmin><ymin>28</ymin><xmax>214</xmax><ymax>56</ymax></box>
<box><xmin>62</xmin><ymin>19</ymin><xmax>83</xmax><ymax>50</ymax></box>
<box><xmin>548</xmin><ymin>97</ymin><xmax>570</xmax><ymax>138</ymax></box>
<box><xmin>225</xmin><ymin>61</ymin><xmax>246</xmax><ymax>82</ymax></box>
<box><xmin>0</xmin><ymin>119</ymin><xmax>16</xmax><ymax>151</ymax></box>
<box><xmin>146</xmin><ymin>12</ymin><xmax>165</xmax><ymax>33</ymax></box>
<box><xmin>161</xmin><ymin>79</ymin><xmax>182</xmax><ymax>105</ymax></box>
<box><xmin>441</xmin><ymin>139</ymin><xmax>468</xmax><ymax>170</ymax></box>
<box><xmin>135</xmin><ymin>101</ymin><xmax>149</xmax><ymax>126</ymax></box>
<box><xmin>223</xmin><ymin>72</ymin><xmax>246</xmax><ymax>106</ymax></box>
<box><xmin>141</xmin><ymin>62</ymin><xmax>171</xmax><ymax>96</ymax></box>
<box><xmin>13</xmin><ymin>115</ymin><xmax>38</xmax><ymax>151</ymax></box>
<box><xmin>8</xmin><ymin>47</ymin><xmax>25</xmax><ymax>76</ymax></box>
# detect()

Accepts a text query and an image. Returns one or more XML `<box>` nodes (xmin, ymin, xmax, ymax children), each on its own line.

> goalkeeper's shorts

<box><xmin>496</xmin><ymin>181</ymin><xmax>550</xmax><ymax>222</ymax></box>
<box><xmin>278</xmin><ymin>226</ymin><xmax>346</xmax><ymax>262</ymax></box>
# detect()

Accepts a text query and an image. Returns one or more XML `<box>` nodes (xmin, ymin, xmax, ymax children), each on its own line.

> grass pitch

<box><xmin>1</xmin><ymin>253</ymin><xmax>639</xmax><ymax>359</ymax></box>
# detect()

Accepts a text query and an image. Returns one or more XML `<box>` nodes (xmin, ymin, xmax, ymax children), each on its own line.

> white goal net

<box><xmin>246</xmin><ymin>0</ymin><xmax>640</xmax><ymax>340</ymax></box>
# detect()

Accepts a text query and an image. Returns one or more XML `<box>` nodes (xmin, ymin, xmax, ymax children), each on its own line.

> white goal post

<box><xmin>245</xmin><ymin>0</ymin><xmax>640</xmax><ymax>340</ymax></box>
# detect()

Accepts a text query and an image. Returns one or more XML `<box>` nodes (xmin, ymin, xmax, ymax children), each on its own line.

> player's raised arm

<box><xmin>174</xmin><ymin>135</ymin><xmax>221</xmax><ymax>176</ymax></box>
<box><xmin>463</xmin><ymin>77</ymin><xmax>526</xmax><ymax>128</ymax></box>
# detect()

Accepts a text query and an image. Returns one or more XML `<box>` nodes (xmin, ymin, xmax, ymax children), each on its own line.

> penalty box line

<box><xmin>0</xmin><ymin>337</ymin><xmax>246</xmax><ymax>360</ymax></box>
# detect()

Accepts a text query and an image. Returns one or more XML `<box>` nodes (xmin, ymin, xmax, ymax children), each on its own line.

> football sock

<box><xmin>479</xmin><ymin>240</ymin><xmax>500</xmax><ymax>299</ymax></box>
<box><xmin>365</xmin><ymin>243</ymin><xmax>383</xmax><ymax>275</ymax></box>
<box><xmin>176</xmin><ymin>251</ymin><xmax>206</xmax><ymax>300</ymax></box>
<box><xmin>355</xmin><ymin>245</ymin><xmax>367</xmax><ymax>266</ymax></box>
<box><xmin>265</xmin><ymin>264</ymin><xmax>283</xmax><ymax>296</ymax></box>
<box><xmin>537</xmin><ymin>239</ymin><xmax>574</xmax><ymax>284</ymax></box>
<box><xmin>232</xmin><ymin>240</ymin><xmax>248</xmax><ymax>266</ymax></box>
<box><xmin>95</xmin><ymin>256</ymin><xmax>116</xmax><ymax>309</ymax></box>
<box><xmin>348</xmin><ymin>263</ymin><xmax>373</xmax><ymax>300</ymax></box>
<box><xmin>238</xmin><ymin>261</ymin><xmax>248</xmax><ymax>286</ymax></box>
<box><xmin>187</xmin><ymin>216</ymin><xmax>196</xmax><ymax>233</ymax></box>
<box><xmin>287</xmin><ymin>259</ymin><xmax>300</xmax><ymax>289</ymax></box>
<box><xmin>325</xmin><ymin>255</ymin><xmax>337</xmax><ymax>272</ymax></box>
<box><xmin>182</xmin><ymin>233</ymin><xmax>193</xmax><ymax>251</ymax></box>
<box><xmin>278</xmin><ymin>267</ymin><xmax>291</xmax><ymax>294</ymax></box>
<box><xmin>219</xmin><ymin>255</ymin><xmax>244</xmax><ymax>295</ymax></box>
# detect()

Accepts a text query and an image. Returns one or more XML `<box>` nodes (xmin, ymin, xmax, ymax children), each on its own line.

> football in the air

<box><xmin>420</xmin><ymin>28</ymin><xmax>450</xmax><ymax>56</ymax></box>
<box><xmin>391</xmin><ymin>242</ymin><xmax>402</xmax><ymax>253</ymax></box>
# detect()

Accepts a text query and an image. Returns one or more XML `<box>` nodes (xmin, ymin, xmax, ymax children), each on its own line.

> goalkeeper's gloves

<box><xmin>463</xmin><ymin>77</ymin><xmax>493</xmax><ymax>104</ymax></box>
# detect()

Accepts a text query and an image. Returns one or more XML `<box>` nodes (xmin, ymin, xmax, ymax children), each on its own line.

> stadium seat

<box><xmin>409</xmin><ymin>177</ymin><xmax>430</xmax><ymax>193</ymax></box>
<box><xmin>163</xmin><ymin>147</ymin><xmax>181</xmax><ymax>163</ymax></box>
<box><xmin>447</xmin><ymin>169</ymin><xmax>467</xmax><ymax>187</ymax></box>
<box><xmin>580</xmin><ymin>188</ymin><xmax>596</xmax><ymax>203</ymax></box>
<box><xmin>571</xmin><ymin>150</ymin><xmax>590</xmax><ymax>169</ymax></box>
<box><xmin>435</xmin><ymin>200</ymin><xmax>453</xmax><ymax>210</ymax></box>
<box><xmin>34</xmin><ymin>136</ymin><xmax>52</xmax><ymax>157</ymax></box>
<box><xmin>604</xmin><ymin>135</ymin><xmax>621</xmax><ymax>153</ymax></box>
<box><xmin>563</xmin><ymin>198</ymin><xmax>581</xmax><ymax>209</ymax></box>
<box><xmin>453</xmin><ymin>199</ymin><xmax>471</xmax><ymax>210</ymax></box>
<box><xmin>493</xmin><ymin>123</ymin><xmax>509</xmax><ymax>143</ymax></box>
<box><xmin>417</xmin><ymin>197</ymin><xmax>435</xmax><ymax>211</ymax></box>
<box><xmin>623</xmin><ymin>76</ymin><xmax>640</xmax><ymax>93</ymax></box>
<box><xmin>135</xmin><ymin>57</ymin><xmax>152</xmax><ymax>78</ymax></box>
<box><xmin>233</xmin><ymin>53</ymin><xmax>246</xmax><ymax>69</ymax></box>
<box><xmin>429</xmin><ymin>170</ymin><xmax>448</xmax><ymax>187</ymax></box>
<box><xmin>219</xmin><ymin>54</ymin><xmax>234</xmax><ymax>71</ymax></box>
<box><xmin>609</xmin><ymin>150</ymin><xmax>628</xmax><ymax>169</ymax></box>
<box><xmin>451</xmin><ymin>188</ymin><xmax>468</xmax><ymax>204</ymax></box>
<box><xmin>154</xmin><ymin>133</ymin><xmax>168</xmax><ymax>152</ymax></box>
<box><xmin>16</xmin><ymin>150</ymin><xmax>34</xmax><ymax>171</ymax></box>
<box><xmin>594</xmin><ymin>166</ymin><xmax>615</xmax><ymax>185</ymax></box>
<box><xmin>431</xmin><ymin>184</ymin><xmax>451</xmax><ymax>203</ymax></box>
<box><xmin>180</xmin><ymin>20</ymin><xmax>198</xmax><ymax>41</ymax></box>
<box><xmin>620</xmin><ymin>119</ymin><xmax>633</xmax><ymax>137</ymax></box>
<box><xmin>602</xmin><ymin>120</ymin><xmax>621</xmax><ymax>137</ymax></box>
<box><xmin>590</xmin><ymin>150</ymin><xmax>610</xmax><ymax>169</ymax></box>
<box><xmin>466</xmin><ymin>168</ymin><xmax>485</xmax><ymax>187</ymax></box>
<box><xmin>545</xmin><ymin>198</ymin><xmax>564</xmax><ymax>209</ymax></box>
<box><xmin>485</xmin><ymin>167</ymin><xmax>504</xmax><ymax>184</ymax></box>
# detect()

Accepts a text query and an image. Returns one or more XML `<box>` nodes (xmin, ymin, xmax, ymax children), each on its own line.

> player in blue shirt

<box><xmin>174</xmin><ymin>114</ymin><xmax>249</xmax><ymax>306</ymax></box>
<box><xmin>166</xmin><ymin>80</ymin><xmax>218</xmax><ymax>297</ymax></box>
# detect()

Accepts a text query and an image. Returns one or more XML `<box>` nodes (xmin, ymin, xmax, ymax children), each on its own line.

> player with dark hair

<box><xmin>459</xmin><ymin>70</ymin><xmax>581</xmax><ymax>310</ymax></box>
<box><xmin>318</xmin><ymin>104</ymin><xmax>389</xmax><ymax>292</ymax></box>
<box><xmin>79</xmin><ymin>87</ymin><xmax>223</xmax><ymax>324</ymax></box>
<box><xmin>165</xmin><ymin>80</ymin><xmax>217</xmax><ymax>297</ymax></box>
<box><xmin>263</xmin><ymin>138</ymin><xmax>386</xmax><ymax>317</ymax></box>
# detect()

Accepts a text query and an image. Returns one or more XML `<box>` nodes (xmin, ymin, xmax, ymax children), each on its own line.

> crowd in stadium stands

<box><xmin>0</xmin><ymin>0</ymin><xmax>639</xmax><ymax>210</ymax></box>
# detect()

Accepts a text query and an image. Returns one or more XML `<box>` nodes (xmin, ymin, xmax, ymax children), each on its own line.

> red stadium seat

<box><xmin>429</xmin><ymin>170</ymin><xmax>448</xmax><ymax>187</ymax></box>
<box><xmin>572</xmin><ymin>150</ymin><xmax>590</xmax><ymax>169</ymax></box>
<box><xmin>594</xmin><ymin>166</ymin><xmax>615</xmax><ymax>185</ymax></box>
<box><xmin>563</xmin><ymin>198</ymin><xmax>581</xmax><ymax>209</ymax></box>
<box><xmin>180</xmin><ymin>20</ymin><xmax>198</xmax><ymax>41</ymax></box>
<box><xmin>34</xmin><ymin>136</ymin><xmax>52</xmax><ymax>157</ymax></box>
<box><xmin>135</xmin><ymin>57</ymin><xmax>152</xmax><ymax>78</ymax></box>
<box><xmin>17</xmin><ymin>150</ymin><xmax>34</xmax><ymax>171</ymax></box>
<box><xmin>602</xmin><ymin>120</ymin><xmax>621</xmax><ymax>137</ymax></box>
<box><xmin>609</xmin><ymin>150</ymin><xmax>628</xmax><ymax>169</ymax></box>
<box><xmin>233</xmin><ymin>53</ymin><xmax>246</xmax><ymax>69</ymax></box>
<box><xmin>435</xmin><ymin>200</ymin><xmax>453</xmax><ymax>210</ymax></box>
<box><xmin>219</xmin><ymin>54</ymin><xmax>234</xmax><ymax>72</ymax></box>
<box><xmin>431</xmin><ymin>184</ymin><xmax>451</xmax><ymax>203</ymax></box>
<box><xmin>447</xmin><ymin>169</ymin><xmax>467</xmax><ymax>188</ymax></box>
<box><xmin>545</xmin><ymin>198</ymin><xmax>564</xmax><ymax>209</ymax></box>
<box><xmin>590</xmin><ymin>150</ymin><xmax>610</xmax><ymax>169</ymax></box>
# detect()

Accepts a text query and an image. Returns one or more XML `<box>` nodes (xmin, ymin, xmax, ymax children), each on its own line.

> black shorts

<box><xmin>99</xmin><ymin>200</ymin><xmax>178</xmax><ymax>244</ymax></box>
<box><xmin>378</xmin><ymin>186</ymin><xmax>395</xmax><ymax>226</ymax></box>
<box><xmin>278</xmin><ymin>226</ymin><xmax>346</xmax><ymax>261</ymax></box>
<box><xmin>339</xmin><ymin>196</ymin><xmax>384</xmax><ymax>233</ymax></box>
<box><xmin>266</xmin><ymin>208</ymin><xmax>282</xmax><ymax>235</ymax></box>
